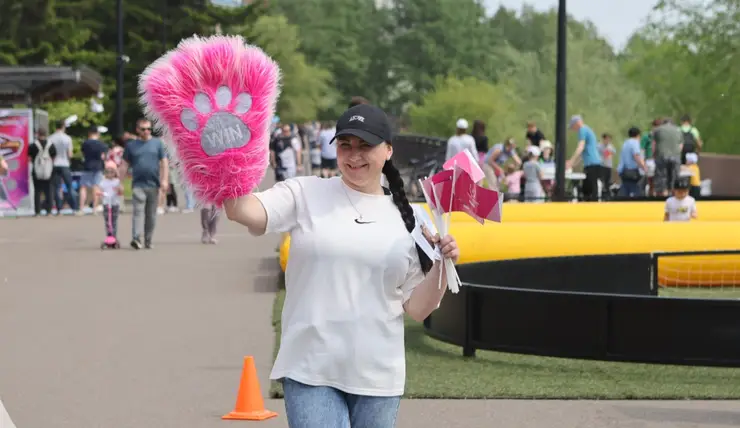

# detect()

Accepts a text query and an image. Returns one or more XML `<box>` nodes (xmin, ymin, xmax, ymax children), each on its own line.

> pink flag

<box><xmin>432</xmin><ymin>166</ymin><xmax>502</xmax><ymax>224</ymax></box>
<box><xmin>442</xmin><ymin>150</ymin><xmax>485</xmax><ymax>184</ymax></box>
<box><xmin>421</xmin><ymin>169</ymin><xmax>453</xmax><ymax>210</ymax></box>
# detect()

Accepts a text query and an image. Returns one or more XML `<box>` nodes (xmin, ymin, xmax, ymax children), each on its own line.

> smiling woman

<box><xmin>223</xmin><ymin>103</ymin><xmax>461</xmax><ymax>428</ymax></box>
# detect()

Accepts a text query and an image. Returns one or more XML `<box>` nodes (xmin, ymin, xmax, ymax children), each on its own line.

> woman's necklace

<box><xmin>342</xmin><ymin>182</ymin><xmax>376</xmax><ymax>224</ymax></box>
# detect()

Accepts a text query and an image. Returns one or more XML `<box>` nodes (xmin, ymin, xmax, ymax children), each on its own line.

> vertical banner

<box><xmin>0</xmin><ymin>109</ymin><xmax>33</xmax><ymax>215</ymax></box>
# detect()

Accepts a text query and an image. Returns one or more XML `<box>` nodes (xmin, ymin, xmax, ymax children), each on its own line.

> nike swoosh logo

<box><xmin>354</xmin><ymin>219</ymin><xmax>375</xmax><ymax>224</ymax></box>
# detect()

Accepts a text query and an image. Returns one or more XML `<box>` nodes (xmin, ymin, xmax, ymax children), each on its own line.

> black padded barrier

<box><xmin>424</xmin><ymin>255</ymin><xmax>740</xmax><ymax>367</ymax></box>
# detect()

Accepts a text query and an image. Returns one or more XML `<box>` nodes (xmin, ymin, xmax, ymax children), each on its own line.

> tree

<box><xmin>269</xmin><ymin>0</ymin><xmax>393</xmax><ymax>116</ymax></box>
<box><xmin>234</xmin><ymin>15</ymin><xmax>336</xmax><ymax>123</ymax></box>
<box><xmin>407</xmin><ymin>76</ymin><xmax>523</xmax><ymax>140</ymax></box>
<box><xmin>621</xmin><ymin>0</ymin><xmax>740</xmax><ymax>153</ymax></box>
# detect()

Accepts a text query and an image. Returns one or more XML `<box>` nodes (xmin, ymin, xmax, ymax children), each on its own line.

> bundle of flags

<box><xmin>412</xmin><ymin>150</ymin><xmax>503</xmax><ymax>294</ymax></box>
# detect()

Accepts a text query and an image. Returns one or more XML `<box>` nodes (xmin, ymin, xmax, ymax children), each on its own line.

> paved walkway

<box><xmin>1</xmin><ymin>187</ymin><xmax>738</xmax><ymax>427</ymax></box>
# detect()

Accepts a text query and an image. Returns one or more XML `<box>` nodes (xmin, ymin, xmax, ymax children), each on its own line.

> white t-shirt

<box><xmin>319</xmin><ymin>128</ymin><xmax>337</xmax><ymax>160</ymax></box>
<box><xmin>253</xmin><ymin>176</ymin><xmax>425</xmax><ymax>396</ymax></box>
<box><xmin>445</xmin><ymin>134</ymin><xmax>477</xmax><ymax>161</ymax></box>
<box><xmin>665</xmin><ymin>195</ymin><xmax>696</xmax><ymax>221</ymax></box>
<box><xmin>98</xmin><ymin>178</ymin><xmax>121</xmax><ymax>206</ymax></box>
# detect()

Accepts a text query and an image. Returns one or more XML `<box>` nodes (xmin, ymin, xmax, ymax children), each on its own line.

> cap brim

<box><xmin>331</xmin><ymin>129</ymin><xmax>385</xmax><ymax>146</ymax></box>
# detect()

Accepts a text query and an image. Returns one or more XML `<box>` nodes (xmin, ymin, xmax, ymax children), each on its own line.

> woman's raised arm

<box><xmin>224</xmin><ymin>195</ymin><xmax>269</xmax><ymax>236</ymax></box>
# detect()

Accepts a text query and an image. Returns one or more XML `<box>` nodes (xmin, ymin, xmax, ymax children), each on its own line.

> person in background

<box><xmin>522</xmin><ymin>145</ymin><xmax>546</xmax><ymax>203</ymax></box>
<box><xmin>682</xmin><ymin>152</ymin><xmax>701</xmax><ymax>199</ymax></box>
<box><xmin>617</xmin><ymin>127</ymin><xmax>648</xmax><ymax>198</ymax></box>
<box><xmin>471</xmin><ymin>120</ymin><xmax>489</xmax><ymax>164</ymax></box>
<box><xmin>652</xmin><ymin>117</ymin><xmax>683</xmax><ymax>197</ymax></box>
<box><xmin>119</xmin><ymin>118</ymin><xmax>169</xmax><ymax>250</ymax></box>
<box><xmin>679</xmin><ymin>114</ymin><xmax>702</xmax><ymax>165</ymax></box>
<box><xmin>271</xmin><ymin>124</ymin><xmax>303</xmax><ymax>182</ymax></box>
<box><xmin>503</xmin><ymin>163</ymin><xmax>523</xmax><ymax>202</ymax></box>
<box><xmin>525</xmin><ymin>121</ymin><xmax>545</xmax><ymax>147</ymax></box>
<box><xmin>95</xmin><ymin>161</ymin><xmax>124</xmax><ymax>241</ymax></box>
<box><xmin>664</xmin><ymin>178</ymin><xmax>697</xmax><ymax>222</ymax></box>
<box><xmin>319</xmin><ymin>121</ymin><xmax>337</xmax><ymax>178</ymax></box>
<box><xmin>28</xmin><ymin>129</ymin><xmax>57</xmax><ymax>216</ymax></box>
<box><xmin>599</xmin><ymin>133</ymin><xmax>617</xmax><ymax>199</ymax></box>
<box><xmin>78</xmin><ymin>127</ymin><xmax>109</xmax><ymax>215</ymax></box>
<box><xmin>49</xmin><ymin>119</ymin><xmax>78</xmax><ymax>214</ymax></box>
<box><xmin>566</xmin><ymin>115</ymin><xmax>602</xmax><ymax>201</ymax></box>
<box><xmin>445</xmin><ymin>119</ymin><xmax>477</xmax><ymax>162</ymax></box>
<box><xmin>200</xmin><ymin>204</ymin><xmax>221</xmax><ymax>244</ymax></box>
<box><xmin>487</xmin><ymin>137</ymin><xmax>522</xmax><ymax>178</ymax></box>
<box><xmin>538</xmin><ymin>140</ymin><xmax>555</xmax><ymax>196</ymax></box>
<box><xmin>641</xmin><ymin>119</ymin><xmax>660</xmax><ymax>196</ymax></box>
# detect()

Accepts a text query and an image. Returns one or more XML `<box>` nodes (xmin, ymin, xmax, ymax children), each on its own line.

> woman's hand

<box><xmin>422</xmin><ymin>226</ymin><xmax>460</xmax><ymax>264</ymax></box>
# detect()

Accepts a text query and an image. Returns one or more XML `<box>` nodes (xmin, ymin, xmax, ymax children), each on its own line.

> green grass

<box><xmin>269</xmin><ymin>284</ymin><xmax>740</xmax><ymax>399</ymax></box>
<box><xmin>659</xmin><ymin>286</ymin><xmax>740</xmax><ymax>299</ymax></box>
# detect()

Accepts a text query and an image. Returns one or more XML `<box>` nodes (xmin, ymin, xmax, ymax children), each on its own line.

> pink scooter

<box><xmin>100</xmin><ymin>204</ymin><xmax>120</xmax><ymax>250</ymax></box>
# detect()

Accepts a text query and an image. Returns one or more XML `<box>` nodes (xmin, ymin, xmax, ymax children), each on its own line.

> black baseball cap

<box><xmin>331</xmin><ymin>104</ymin><xmax>392</xmax><ymax>146</ymax></box>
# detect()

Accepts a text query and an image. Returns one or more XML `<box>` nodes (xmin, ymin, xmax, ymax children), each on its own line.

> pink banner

<box><xmin>0</xmin><ymin>110</ymin><xmax>31</xmax><ymax>211</ymax></box>
<box><xmin>426</xmin><ymin>166</ymin><xmax>502</xmax><ymax>224</ymax></box>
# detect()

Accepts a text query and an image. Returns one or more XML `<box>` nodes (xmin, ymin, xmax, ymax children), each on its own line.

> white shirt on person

<box><xmin>445</xmin><ymin>134</ymin><xmax>477</xmax><ymax>161</ymax></box>
<box><xmin>665</xmin><ymin>195</ymin><xmax>696</xmax><ymax>222</ymax></box>
<box><xmin>253</xmin><ymin>176</ymin><xmax>425</xmax><ymax>396</ymax></box>
<box><xmin>319</xmin><ymin>128</ymin><xmax>337</xmax><ymax>160</ymax></box>
<box><xmin>98</xmin><ymin>178</ymin><xmax>121</xmax><ymax>206</ymax></box>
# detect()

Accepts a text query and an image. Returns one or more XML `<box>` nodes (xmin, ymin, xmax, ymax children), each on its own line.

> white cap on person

<box><xmin>456</xmin><ymin>118</ymin><xmax>469</xmax><ymax>130</ymax></box>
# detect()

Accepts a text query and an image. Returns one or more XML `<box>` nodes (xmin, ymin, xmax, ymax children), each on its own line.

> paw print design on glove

<box><xmin>179</xmin><ymin>87</ymin><xmax>253</xmax><ymax>156</ymax></box>
<box><xmin>139</xmin><ymin>35</ymin><xmax>281</xmax><ymax>206</ymax></box>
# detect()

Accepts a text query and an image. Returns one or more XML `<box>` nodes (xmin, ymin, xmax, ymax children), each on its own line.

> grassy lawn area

<box><xmin>269</xmin><ymin>286</ymin><xmax>740</xmax><ymax>399</ymax></box>
<box><xmin>659</xmin><ymin>286</ymin><xmax>740</xmax><ymax>299</ymax></box>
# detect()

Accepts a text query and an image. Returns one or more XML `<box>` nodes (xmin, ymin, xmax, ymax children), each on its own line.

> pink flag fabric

<box><xmin>442</xmin><ymin>150</ymin><xmax>485</xmax><ymax>184</ymax></box>
<box><xmin>425</xmin><ymin>166</ymin><xmax>502</xmax><ymax>224</ymax></box>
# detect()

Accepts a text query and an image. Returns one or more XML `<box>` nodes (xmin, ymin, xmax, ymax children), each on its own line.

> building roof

<box><xmin>0</xmin><ymin>65</ymin><xmax>103</xmax><ymax>106</ymax></box>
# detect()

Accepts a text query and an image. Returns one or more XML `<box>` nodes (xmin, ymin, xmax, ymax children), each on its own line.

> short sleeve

<box><xmin>400</xmin><ymin>247</ymin><xmax>425</xmax><ymax>304</ymax></box>
<box><xmin>577</xmin><ymin>128</ymin><xmax>587</xmax><ymax>141</ymax></box>
<box><xmin>158</xmin><ymin>140</ymin><xmax>165</xmax><ymax>160</ymax></box>
<box><xmin>123</xmin><ymin>144</ymin><xmax>131</xmax><ymax>164</ymax></box>
<box><xmin>252</xmin><ymin>178</ymin><xmax>304</xmax><ymax>234</ymax></box>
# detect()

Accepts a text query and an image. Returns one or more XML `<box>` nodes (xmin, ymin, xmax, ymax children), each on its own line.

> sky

<box><xmin>483</xmin><ymin>0</ymin><xmax>658</xmax><ymax>50</ymax></box>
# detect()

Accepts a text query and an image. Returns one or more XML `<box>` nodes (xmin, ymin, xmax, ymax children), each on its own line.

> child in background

<box><xmin>664</xmin><ymin>178</ymin><xmax>697</xmax><ymax>222</ymax></box>
<box><xmin>538</xmin><ymin>140</ymin><xmax>555</xmax><ymax>196</ymax></box>
<box><xmin>503</xmin><ymin>163</ymin><xmax>523</xmax><ymax>202</ymax></box>
<box><xmin>523</xmin><ymin>145</ymin><xmax>546</xmax><ymax>203</ymax></box>
<box><xmin>201</xmin><ymin>204</ymin><xmax>221</xmax><ymax>244</ymax></box>
<box><xmin>95</xmin><ymin>162</ymin><xmax>124</xmax><ymax>240</ymax></box>
<box><xmin>682</xmin><ymin>152</ymin><xmax>701</xmax><ymax>199</ymax></box>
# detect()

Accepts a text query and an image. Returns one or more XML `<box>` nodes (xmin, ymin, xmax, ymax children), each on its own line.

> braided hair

<box><xmin>382</xmin><ymin>159</ymin><xmax>434</xmax><ymax>275</ymax></box>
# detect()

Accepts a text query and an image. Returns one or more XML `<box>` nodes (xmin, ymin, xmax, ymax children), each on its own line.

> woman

<box><xmin>224</xmin><ymin>104</ymin><xmax>459</xmax><ymax>428</ymax></box>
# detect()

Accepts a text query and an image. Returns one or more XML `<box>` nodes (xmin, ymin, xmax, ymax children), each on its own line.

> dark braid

<box><xmin>382</xmin><ymin>159</ymin><xmax>434</xmax><ymax>274</ymax></box>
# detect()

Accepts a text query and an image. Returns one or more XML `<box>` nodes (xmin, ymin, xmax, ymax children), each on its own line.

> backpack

<box><xmin>682</xmin><ymin>129</ymin><xmax>697</xmax><ymax>154</ymax></box>
<box><xmin>33</xmin><ymin>140</ymin><xmax>54</xmax><ymax>180</ymax></box>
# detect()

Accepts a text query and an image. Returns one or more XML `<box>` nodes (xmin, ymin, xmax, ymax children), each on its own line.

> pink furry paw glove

<box><xmin>139</xmin><ymin>35</ymin><xmax>281</xmax><ymax>207</ymax></box>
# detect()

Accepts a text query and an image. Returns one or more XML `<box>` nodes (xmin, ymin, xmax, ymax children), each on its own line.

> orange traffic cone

<box><xmin>222</xmin><ymin>356</ymin><xmax>278</xmax><ymax>421</ymax></box>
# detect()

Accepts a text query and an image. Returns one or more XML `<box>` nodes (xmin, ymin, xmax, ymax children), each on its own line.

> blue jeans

<box><xmin>618</xmin><ymin>179</ymin><xmax>642</xmax><ymax>197</ymax></box>
<box><xmin>282</xmin><ymin>378</ymin><xmax>401</xmax><ymax>428</ymax></box>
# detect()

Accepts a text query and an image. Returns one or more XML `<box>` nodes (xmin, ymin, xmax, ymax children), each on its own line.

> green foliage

<box><xmin>409</xmin><ymin>28</ymin><xmax>649</xmax><ymax>155</ymax></box>
<box><xmin>621</xmin><ymin>0</ymin><xmax>740</xmax><ymax>153</ymax></box>
<box><xmin>234</xmin><ymin>15</ymin><xmax>337</xmax><ymax>123</ymax></box>
<box><xmin>407</xmin><ymin>76</ymin><xmax>522</xmax><ymax>141</ymax></box>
